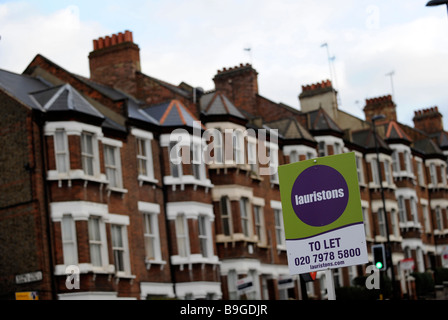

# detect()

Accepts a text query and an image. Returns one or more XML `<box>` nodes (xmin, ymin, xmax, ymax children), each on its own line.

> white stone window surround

<box><xmin>51</xmin><ymin>201</ymin><xmax>133</xmax><ymax>278</ymax></box>
<box><xmin>389</xmin><ymin>144</ymin><xmax>415</xmax><ymax>180</ymax></box>
<box><xmin>166</xmin><ymin>201</ymin><xmax>219</xmax><ymax>268</ymax></box>
<box><xmin>160</xmin><ymin>133</ymin><xmax>213</xmax><ymax>190</ymax></box>
<box><xmin>138</xmin><ymin>201</ymin><xmax>166</xmax><ymax>270</ymax></box>
<box><xmin>45</xmin><ymin>121</ymin><xmax>107</xmax><ymax>185</ymax></box>
<box><xmin>131</xmin><ymin>128</ymin><xmax>159</xmax><ymax>185</ymax></box>
<box><xmin>365</xmin><ymin>153</ymin><xmax>396</xmax><ymax>190</ymax></box>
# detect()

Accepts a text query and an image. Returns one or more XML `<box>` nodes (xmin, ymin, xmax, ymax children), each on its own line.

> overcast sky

<box><xmin>1</xmin><ymin>0</ymin><xmax>448</xmax><ymax>128</ymax></box>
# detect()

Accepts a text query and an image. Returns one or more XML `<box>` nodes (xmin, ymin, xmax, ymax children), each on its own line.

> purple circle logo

<box><xmin>291</xmin><ymin>165</ymin><xmax>349</xmax><ymax>227</ymax></box>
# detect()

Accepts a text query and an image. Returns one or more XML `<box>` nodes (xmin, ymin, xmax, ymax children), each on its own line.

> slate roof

<box><xmin>430</xmin><ymin>131</ymin><xmax>448</xmax><ymax>150</ymax></box>
<box><xmin>0</xmin><ymin>68</ymin><xmax>48</xmax><ymax>110</ymax></box>
<box><xmin>29</xmin><ymin>84</ymin><xmax>104</xmax><ymax>119</ymax></box>
<box><xmin>381</xmin><ymin>120</ymin><xmax>411</xmax><ymax>142</ymax></box>
<box><xmin>307</xmin><ymin>107</ymin><xmax>343</xmax><ymax>133</ymax></box>
<box><xmin>199</xmin><ymin>91</ymin><xmax>246</xmax><ymax>119</ymax></box>
<box><xmin>351</xmin><ymin>127</ymin><xmax>390</xmax><ymax>151</ymax></box>
<box><xmin>265</xmin><ymin>118</ymin><xmax>315</xmax><ymax>142</ymax></box>
<box><xmin>413</xmin><ymin>138</ymin><xmax>444</xmax><ymax>156</ymax></box>
<box><xmin>142</xmin><ymin>100</ymin><xmax>203</xmax><ymax>129</ymax></box>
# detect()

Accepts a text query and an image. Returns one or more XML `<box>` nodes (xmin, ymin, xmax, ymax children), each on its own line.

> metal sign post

<box><xmin>325</xmin><ymin>269</ymin><xmax>336</xmax><ymax>300</ymax></box>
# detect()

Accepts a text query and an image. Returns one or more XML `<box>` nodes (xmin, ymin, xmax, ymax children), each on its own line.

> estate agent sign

<box><xmin>278</xmin><ymin>152</ymin><xmax>368</xmax><ymax>275</ymax></box>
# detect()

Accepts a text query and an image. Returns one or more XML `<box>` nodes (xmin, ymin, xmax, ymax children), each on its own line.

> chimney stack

<box><xmin>299</xmin><ymin>79</ymin><xmax>338</xmax><ymax>119</ymax></box>
<box><xmin>213</xmin><ymin>63</ymin><xmax>259</xmax><ymax>116</ymax></box>
<box><xmin>89</xmin><ymin>30</ymin><xmax>140</xmax><ymax>94</ymax></box>
<box><xmin>363</xmin><ymin>95</ymin><xmax>397</xmax><ymax>123</ymax></box>
<box><xmin>413</xmin><ymin>106</ymin><xmax>443</xmax><ymax>134</ymax></box>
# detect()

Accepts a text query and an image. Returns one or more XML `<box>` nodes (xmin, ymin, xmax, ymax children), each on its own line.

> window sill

<box><xmin>107</xmin><ymin>186</ymin><xmax>128</xmax><ymax>195</ymax></box>
<box><xmin>164</xmin><ymin>175</ymin><xmax>214</xmax><ymax>190</ymax></box>
<box><xmin>434</xmin><ymin>229</ymin><xmax>448</xmax><ymax>236</ymax></box>
<box><xmin>138</xmin><ymin>175</ymin><xmax>159</xmax><ymax>186</ymax></box>
<box><xmin>171</xmin><ymin>254</ymin><xmax>220</xmax><ymax>270</ymax></box>
<box><xmin>114</xmin><ymin>273</ymin><xmax>136</xmax><ymax>284</ymax></box>
<box><xmin>145</xmin><ymin>259</ymin><xmax>167</xmax><ymax>270</ymax></box>
<box><xmin>47</xmin><ymin>170</ymin><xmax>108</xmax><ymax>185</ymax></box>
<box><xmin>54</xmin><ymin>263</ymin><xmax>115</xmax><ymax>275</ymax></box>
<box><xmin>399</xmin><ymin>222</ymin><xmax>422</xmax><ymax>230</ymax></box>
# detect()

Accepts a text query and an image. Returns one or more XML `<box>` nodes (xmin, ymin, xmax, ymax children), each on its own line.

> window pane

<box><xmin>112</xmin><ymin>225</ymin><xmax>123</xmax><ymax>247</ymax></box>
<box><xmin>220</xmin><ymin>197</ymin><xmax>231</xmax><ymax>236</ymax></box>
<box><xmin>176</xmin><ymin>215</ymin><xmax>188</xmax><ymax>257</ymax></box>
<box><xmin>90</xmin><ymin>244</ymin><xmax>102</xmax><ymax>266</ymax></box>
<box><xmin>62</xmin><ymin>215</ymin><xmax>74</xmax><ymax>241</ymax></box>
<box><xmin>199</xmin><ymin>216</ymin><xmax>209</xmax><ymax>257</ymax></box>
<box><xmin>114</xmin><ymin>250</ymin><xmax>125</xmax><ymax>272</ymax></box>
<box><xmin>88</xmin><ymin>218</ymin><xmax>101</xmax><ymax>241</ymax></box>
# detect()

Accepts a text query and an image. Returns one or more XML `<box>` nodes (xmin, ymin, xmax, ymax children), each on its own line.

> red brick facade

<box><xmin>1</xmin><ymin>30</ymin><xmax>448</xmax><ymax>301</ymax></box>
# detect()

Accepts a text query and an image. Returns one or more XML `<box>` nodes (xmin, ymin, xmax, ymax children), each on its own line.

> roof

<box><xmin>351</xmin><ymin>128</ymin><xmax>390</xmax><ymax>151</ymax></box>
<box><xmin>142</xmin><ymin>99</ymin><xmax>204</xmax><ymax>129</ymax></box>
<box><xmin>382</xmin><ymin>120</ymin><xmax>411</xmax><ymax>142</ymax></box>
<box><xmin>199</xmin><ymin>91</ymin><xmax>245</xmax><ymax>119</ymax></box>
<box><xmin>30</xmin><ymin>84</ymin><xmax>104</xmax><ymax>119</ymax></box>
<box><xmin>265</xmin><ymin>118</ymin><xmax>315</xmax><ymax>142</ymax></box>
<box><xmin>307</xmin><ymin>107</ymin><xmax>343</xmax><ymax>133</ymax></box>
<box><xmin>0</xmin><ymin>68</ymin><xmax>48</xmax><ymax>110</ymax></box>
<box><xmin>413</xmin><ymin>138</ymin><xmax>444</xmax><ymax>156</ymax></box>
<box><xmin>430</xmin><ymin>131</ymin><xmax>448</xmax><ymax>150</ymax></box>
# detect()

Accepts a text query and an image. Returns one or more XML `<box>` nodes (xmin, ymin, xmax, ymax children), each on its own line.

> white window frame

<box><xmin>422</xmin><ymin>201</ymin><xmax>431</xmax><ymax>232</ymax></box>
<box><xmin>410</xmin><ymin>197</ymin><xmax>419</xmax><ymax>224</ymax></box>
<box><xmin>239</xmin><ymin>197</ymin><xmax>252</xmax><ymax>238</ymax></box>
<box><xmin>398</xmin><ymin>195</ymin><xmax>407</xmax><ymax>223</ymax></box>
<box><xmin>198</xmin><ymin>214</ymin><xmax>213</xmax><ymax>258</ymax></box>
<box><xmin>88</xmin><ymin>216</ymin><xmax>108</xmax><ymax>268</ymax></box>
<box><xmin>404</xmin><ymin>149</ymin><xmax>413</xmax><ymax>175</ymax></box>
<box><xmin>247</xmin><ymin>139</ymin><xmax>258</xmax><ymax>173</ymax></box>
<box><xmin>138</xmin><ymin>201</ymin><xmax>165</xmax><ymax>269</ymax></box>
<box><xmin>384</xmin><ymin>159</ymin><xmax>392</xmax><ymax>185</ymax></box>
<box><xmin>61</xmin><ymin>214</ymin><xmax>78</xmax><ymax>266</ymax></box>
<box><xmin>435</xmin><ymin>206</ymin><xmax>444</xmax><ymax>231</ymax></box>
<box><xmin>166</xmin><ymin>202</ymin><xmax>218</xmax><ymax>266</ymax></box>
<box><xmin>355</xmin><ymin>153</ymin><xmax>365</xmax><ymax>186</ymax></box>
<box><xmin>371</xmin><ymin>159</ymin><xmax>380</xmax><ymax>185</ymax></box>
<box><xmin>51</xmin><ymin>201</ymin><xmax>120</xmax><ymax>275</ymax></box>
<box><xmin>318</xmin><ymin>141</ymin><xmax>326</xmax><ymax>157</ymax></box>
<box><xmin>254</xmin><ymin>205</ymin><xmax>266</xmax><ymax>246</ymax></box>
<box><xmin>416</xmin><ymin>159</ymin><xmax>425</xmax><ymax>186</ymax></box>
<box><xmin>169</xmin><ymin>141</ymin><xmax>183</xmax><ymax>178</ymax></box>
<box><xmin>103</xmin><ymin>141</ymin><xmax>124</xmax><ymax>190</ymax></box>
<box><xmin>390</xmin><ymin>209</ymin><xmax>400</xmax><ymax>238</ymax></box>
<box><xmin>175</xmin><ymin>214</ymin><xmax>190</xmax><ymax>258</ymax></box>
<box><xmin>81</xmin><ymin>131</ymin><xmax>99</xmax><ymax>177</ymax></box>
<box><xmin>272</xmin><ymin>200</ymin><xmax>286</xmax><ymax>250</ymax></box>
<box><xmin>111</xmin><ymin>224</ymin><xmax>131</xmax><ymax>276</ymax></box>
<box><xmin>54</xmin><ymin>128</ymin><xmax>70</xmax><ymax>174</ymax></box>
<box><xmin>132</xmin><ymin>128</ymin><xmax>158</xmax><ymax>184</ymax></box>
<box><xmin>191</xmin><ymin>142</ymin><xmax>206</xmax><ymax>181</ymax></box>
<box><xmin>45</xmin><ymin>122</ymin><xmax>107</xmax><ymax>184</ymax></box>
<box><xmin>392</xmin><ymin>150</ymin><xmax>400</xmax><ymax>173</ymax></box>
<box><xmin>362</xmin><ymin>206</ymin><xmax>371</xmax><ymax>238</ymax></box>
<box><xmin>267</xmin><ymin>143</ymin><xmax>279</xmax><ymax>184</ymax></box>
<box><xmin>233</xmin><ymin>130</ymin><xmax>245</xmax><ymax>165</ymax></box>
<box><xmin>143</xmin><ymin>212</ymin><xmax>161</xmax><ymax>261</ymax></box>
<box><xmin>220</xmin><ymin>196</ymin><xmax>233</xmax><ymax>236</ymax></box>
<box><xmin>377</xmin><ymin>208</ymin><xmax>387</xmax><ymax>238</ymax></box>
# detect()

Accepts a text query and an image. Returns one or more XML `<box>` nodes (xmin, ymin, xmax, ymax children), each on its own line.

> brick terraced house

<box><xmin>1</xmin><ymin>30</ymin><xmax>447</xmax><ymax>300</ymax></box>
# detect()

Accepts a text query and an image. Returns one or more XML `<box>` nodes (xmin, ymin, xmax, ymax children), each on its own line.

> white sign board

<box><xmin>15</xmin><ymin>271</ymin><xmax>43</xmax><ymax>284</ymax></box>
<box><xmin>236</xmin><ymin>276</ymin><xmax>255</xmax><ymax>295</ymax></box>
<box><xmin>278</xmin><ymin>153</ymin><xmax>369</xmax><ymax>275</ymax></box>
